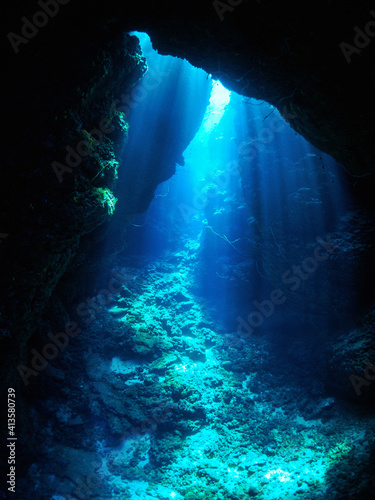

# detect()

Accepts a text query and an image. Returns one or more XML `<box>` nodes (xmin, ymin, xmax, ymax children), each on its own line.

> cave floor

<box><xmin>22</xmin><ymin>249</ymin><xmax>375</xmax><ymax>500</ymax></box>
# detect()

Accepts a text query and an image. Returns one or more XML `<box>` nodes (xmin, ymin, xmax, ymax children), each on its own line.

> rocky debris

<box><xmin>326</xmin><ymin>306</ymin><xmax>375</xmax><ymax>403</ymax></box>
<box><xmin>17</xmin><ymin>250</ymin><xmax>375</xmax><ymax>499</ymax></box>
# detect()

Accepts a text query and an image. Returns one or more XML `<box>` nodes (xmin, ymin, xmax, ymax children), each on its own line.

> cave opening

<box><xmin>120</xmin><ymin>31</ymin><xmax>356</xmax><ymax>335</ymax></box>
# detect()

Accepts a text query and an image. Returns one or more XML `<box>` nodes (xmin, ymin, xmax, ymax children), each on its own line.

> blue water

<box><xmin>123</xmin><ymin>32</ymin><xmax>354</xmax><ymax>333</ymax></box>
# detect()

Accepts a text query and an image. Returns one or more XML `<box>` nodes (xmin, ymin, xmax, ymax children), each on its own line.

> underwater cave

<box><xmin>2</xmin><ymin>2</ymin><xmax>375</xmax><ymax>499</ymax></box>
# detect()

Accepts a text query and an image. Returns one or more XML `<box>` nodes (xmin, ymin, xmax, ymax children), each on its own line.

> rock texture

<box><xmin>128</xmin><ymin>1</ymin><xmax>375</xmax><ymax>178</ymax></box>
<box><xmin>15</xmin><ymin>251</ymin><xmax>375</xmax><ymax>499</ymax></box>
<box><xmin>1</xmin><ymin>32</ymin><xmax>146</xmax><ymax>374</ymax></box>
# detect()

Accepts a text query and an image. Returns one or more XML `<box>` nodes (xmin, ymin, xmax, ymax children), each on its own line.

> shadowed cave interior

<box><xmin>2</xmin><ymin>4</ymin><xmax>375</xmax><ymax>500</ymax></box>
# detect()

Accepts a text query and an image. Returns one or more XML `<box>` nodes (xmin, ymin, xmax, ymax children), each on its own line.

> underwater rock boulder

<box><xmin>131</xmin><ymin>327</ymin><xmax>156</xmax><ymax>356</ymax></box>
<box><xmin>325</xmin><ymin>306</ymin><xmax>375</xmax><ymax>404</ymax></box>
